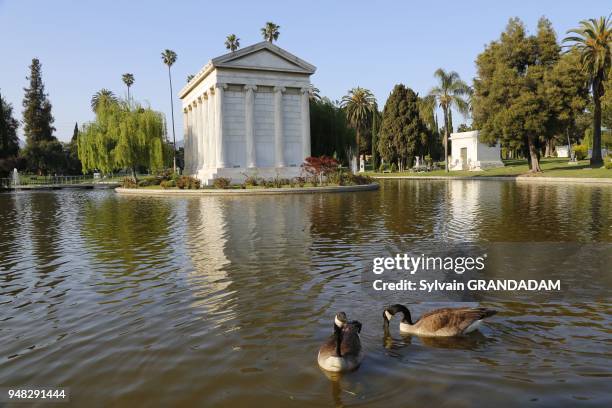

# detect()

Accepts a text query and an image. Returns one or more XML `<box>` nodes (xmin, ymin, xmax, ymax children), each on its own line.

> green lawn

<box><xmin>366</xmin><ymin>158</ymin><xmax>612</xmax><ymax>178</ymax></box>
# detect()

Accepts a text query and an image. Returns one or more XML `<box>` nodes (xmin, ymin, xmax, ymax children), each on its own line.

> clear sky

<box><xmin>1</xmin><ymin>0</ymin><xmax>610</xmax><ymax>142</ymax></box>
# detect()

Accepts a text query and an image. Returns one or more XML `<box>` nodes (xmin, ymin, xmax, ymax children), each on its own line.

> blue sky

<box><xmin>1</xmin><ymin>0</ymin><xmax>610</xmax><ymax>142</ymax></box>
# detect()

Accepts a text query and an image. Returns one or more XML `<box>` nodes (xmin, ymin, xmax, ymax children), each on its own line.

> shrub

<box><xmin>348</xmin><ymin>173</ymin><xmax>373</xmax><ymax>185</ymax></box>
<box><xmin>605</xmin><ymin>161</ymin><xmax>612</xmax><ymax>170</ymax></box>
<box><xmin>573</xmin><ymin>145</ymin><xmax>588</xmax><ymax>161</ymax></box>
<box><xmin>242</xmin><ymin>172</ymin><xmax>259</xmax><ymax>187</ymax></box>
<box><xmin>301</xmin><ymin>156</ymin><xmax>340</xmax><ymax>184</ymax></box>
<box><xmin>390</xmin><ymin>163</ymin><xmax>397</xmax><ymax>172</ymax></box>
<box><xmin>160</xmin><ymin>179</ymin><xmax>176</xmax><ymax>189</ymax></box>
<box><xmin>138</xmin><ymin>175</ymin><xmax>161</xmax><ymax>187</ymax></box>
<box><xmin>122</xmin><ymin>177</ymin><xmax>137</xmax><ymax>188</ymax></box>
<box><xmin>294</xmin><ymin>176</ymin><xmax>306</xmax><ymax>187</ymax></box>
<box><xmin>177</xmin><ymin>175</ymin><xmax>201</xmax><ymax>189</ymax></box>
<box><xmin>378</xmin><ymin>163</ymin><xmax>386</xmax><ymax>173</ymax></box>
<box><xmin>213</xmin><ymin>177</ymin><xmax>231</xmax><ymax>189</ymax></box>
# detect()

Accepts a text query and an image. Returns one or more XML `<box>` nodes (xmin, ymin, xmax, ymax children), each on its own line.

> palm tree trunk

<box><xmin>591</xmin><ymin>81</ymin><xmax>603</xmax><ymax>166</ymax></box>
<box><xmin>443</xmin><ymin>107</ymin><xmax>449</xmax><ymax>172</ymax></box>
<box><xmin>356</xmin><ymin>128</ymin><xmax>361</xmax><ymax>172</ymax></box>
<box><xmin>168</xmin><ymin>66</ymin><xmax>177</xmax><ymax>172</ymax></box>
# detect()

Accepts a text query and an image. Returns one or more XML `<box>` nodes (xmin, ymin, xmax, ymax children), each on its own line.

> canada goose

<box><xmin>383</xmin><ymin>304</ymin><xmax>497</xmax><ymax>337</ymax></box>
<box><xmin>317</xmin><ymin>312</ymin><xmax>364</xmax><ymax>372</ymax></box>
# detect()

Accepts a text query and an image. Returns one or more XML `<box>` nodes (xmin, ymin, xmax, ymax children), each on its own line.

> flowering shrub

<box><xmin>122</xmin><ymin>177</ymin><xmax>137</xmax><ymax>188</ymax></box>
<box><xmin>176</xmin><ymin>176</ymin><xmax>201</xmax><ymax>189</ymax></box>
<box><xmin>301</xmin><ymin>156</ymin><xmax>339</xmax><ymax>184</ymax></box>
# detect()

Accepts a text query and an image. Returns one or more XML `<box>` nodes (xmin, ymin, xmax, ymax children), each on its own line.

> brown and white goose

<box><xmin>317</xmin><ymin>312</ymin><xmax>363</xmax><ymax>372</ymax></box>
<box><xmin>383</xmin><ymin>304</ymin><xmax>497</xmax><ymax>337</ymax></box>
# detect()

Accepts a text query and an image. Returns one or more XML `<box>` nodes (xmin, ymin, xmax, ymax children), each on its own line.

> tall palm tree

<box><xmin>225</xmin><ymin>34</ymin><xmax>240</xmax><ymax>52</ymax></box>
<box><xmin>122</xmin><ymin>73</ymin><xmax>134</xmax><ymax>101</ymax></box>
<box><xmin>428</xmin><ymin>69</ymin><xmax>471</xmax><ymax>172</ymax></box>
<box><xmin>161</xmin><ymin>49</ymin><xmax>178</xmax><ymax>172</ymax></box>
<box><xmin>261</xmin><ymin>22</ymin><xmax>280</xmax><ymax>43</ymax></box>
<box><xmin>564</xmin><ymin>16</ymin><xmax>612</xmax><ymax>166</ymax></box>
<box><xmin>340</xmin><ymin>87</ymin><xmax>377</xmax><ymax>170</ymax></box>
<box><xmin>90</xmin><ymin>88</ymin><xmax>118</xmax><ymax>112</ymax></box>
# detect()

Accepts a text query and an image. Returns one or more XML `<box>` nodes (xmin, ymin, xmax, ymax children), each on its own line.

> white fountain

<box><xmin>12</xmin><ymin>168</ymin><xmax>20</xmax><ymax>190</ymax></box>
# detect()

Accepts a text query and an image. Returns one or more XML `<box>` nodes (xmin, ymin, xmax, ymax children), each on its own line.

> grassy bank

<box><xmin>367</xmin><ymin>159</ymin><xmax>612</xmax><ymax>178</ymax></box>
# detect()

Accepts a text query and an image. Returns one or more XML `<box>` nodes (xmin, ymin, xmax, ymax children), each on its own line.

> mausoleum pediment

<box><xmin>212</xmin><ymin>42</ymin><xmax>316</xmax><ymax>75</ymax></box>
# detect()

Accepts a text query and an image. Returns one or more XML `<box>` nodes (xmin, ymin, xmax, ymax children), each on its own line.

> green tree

<box><xmin>340</xmin><ymin>87</ymin><xmax>377</xmax><ymax>169</ymax></box>
<box><xmin>418</xmin><ymin>94</ymin><xmax>443</xmax><ymax>160</ymax></box>
<box><xmin>428</xmin><ymin>68</ymin><xmax>471</xmax><ymax>171</ymax></box>
<box><xmin>225</xmin><ymin>34</ymin><xmax>240</xmax><ymax>52</ymax></box>
<box><xmin>371</xmin><ymin>108</ymin><xmax>381</xmax><ymax>169</ymax></box>
<box><xmin>545</xmin><ymin>50</ymin><xmax>590</xmax><ymax>155</ymax></box>
<box><xmin>0</xmin><ymin>92</ymin><xmax>20</xmax><ymax>158</ymax></box>
<box><xmin>473</xmin><ymin>17</ymin><xmax>558</xmax><ymax>172</ymax></box>
<box><xmin>161</xmin><ymin>49</ymin><xmax>178</xmax><ymax>172</ymax></box>
<box><xmin>78</xmin><ymin>100</ymin><xmax>166</xmax><ymax>177</ymax></box>
<box><xmin>378</xmin><ymin>84</ymin><xmax>426</xmax><ymax>170</ymax></box>
<box><xmin>21</xmin><ymin>58</ymin><xmax>63</xmax><ymax>174</ymax></box>
<box><xmin>64</xmin><ymin>122</ymin><xmax>82</xmax><ymax>174</ymax></box>
<box><xmin>564</xmin><ymin>16</ymin><xmax>612</xmax><ymax>166</ymax></box>
<box><xmin>122</xmin><ymin>73</ymin><xmax>135</xmax><ymax>101</ymax></box>
<box><xmin>261</xmin><ymin>22</ymin><xmax>280</xmax><ymax>43</ymax></box>
<box><xmin>91</xmin><ymin>89</ymin><xmax>118</xmax><ymax>112</ymax></box>
<box><xmin>310</xmin><ymin>97</ymin><xmax>355</xmax><ymax>164</ymax></box>
<box><xmin>22</xmin><ymin>58</ymin><xmax>55</xmax><ymax>144</ymax></box>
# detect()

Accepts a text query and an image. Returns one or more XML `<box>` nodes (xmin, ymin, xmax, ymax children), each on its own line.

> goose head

<box><xmin>383</xmin><ymin>304</ymin><xmax>412</xmax><ymax>330</ymax></box>
<box><xmin>334</xmin><ymin>312</ymin><xmax>347</xmax><ymax>330</ymax></box>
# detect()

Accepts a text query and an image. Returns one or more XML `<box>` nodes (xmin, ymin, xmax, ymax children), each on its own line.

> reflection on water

<box><xmin>0</xmin><ymin>180</ymin><xmax>610</xmax><ymax>407</ymax></box>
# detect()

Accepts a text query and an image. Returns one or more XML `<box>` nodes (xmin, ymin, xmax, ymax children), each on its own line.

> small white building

<box><xmin>449</xmin><ymin>130</ymin><xmax>503</xmax><ymax>171</ymax></box>
<box><xmin>556</xmin><ymin>145</ymin><xmax>570</xmax><ymax>158</ymax></box>
<box><xmin>179</xmin><ymin>42</ymin><xmax>316</xmax><ymax>185</ymax></box>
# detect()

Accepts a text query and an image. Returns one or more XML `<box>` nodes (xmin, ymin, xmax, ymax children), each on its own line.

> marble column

<box><xmin>274</xmin><ymin>86</ymin><xmax>286</xmax><ymax>167</ymax></box>
<box><xmin>183</xmin><ymin>108</ymin><xmax>190</xmax><ymax>174</ymax></box>
<box><xmin>187</xmin><ymin>105</ymin><xmax>194</xmax><ymax>174</ymax></box>
<box><xmin>244</xmin><ymin>85</ymin><xmax>257</xmax><ymax>168</ymax></box>
<box><xmin>301</xmin><ymin>87</ymin><xmax>311</xmax><ymax>160</ymax></box>
<box><xmin>208</xmin><ymin>88</ymin><xmax>216</xmax><ymax>168</ymax></box>
<box><xmin>215</xmin><ymin>83</ymin><xmax>227</xmax><ymax>168</ymax></box>
<box><xmin>194</xmin><ymin>99</ymin><xmax>201</xmax><ymax>172</ymax></box>
<box><xmin>202</xmin><ymin>94</ymin><xmax>209</xmax><ymax>169</ymax></box>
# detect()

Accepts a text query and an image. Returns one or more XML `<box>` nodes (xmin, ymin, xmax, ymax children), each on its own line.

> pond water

<box><xmin>0</xmin><ymin>180</ymin><xmax>610</xmax><ymax>407</ymax></box>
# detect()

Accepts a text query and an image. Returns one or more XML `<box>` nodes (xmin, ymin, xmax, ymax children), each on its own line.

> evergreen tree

<box><xmin>378</xmin><ymin>84</ymin><xmax>427</xmax><ymax>170</ymax></box>
<box><xmin>22</xmin><ymin>58</ymin><xmax>55</xmax><ymax>144</ymax></box>
<box><xmin>64</xmin><ymin>122</ymin><xmax>82</xmax><ymax>174</ymax></box>
<box><xmin>310</xmin><ymin>97</ymin><xmax>355</xmax><ymax>164</ymax></box>
<box><xmin>473</xmin><ymin>17</ymin><xmax>559</xmax><ymax>172</ymax></box>
<box><xmin>0</xmin><ymin>92</ymin><xmax>20</xmax><ymax>159</ymax></box>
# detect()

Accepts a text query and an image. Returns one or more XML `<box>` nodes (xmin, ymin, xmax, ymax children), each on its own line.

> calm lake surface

<box><xmin>1</xmin><ymin>180</ymin><xmax>611</xmax><ymax>407</ymax></box>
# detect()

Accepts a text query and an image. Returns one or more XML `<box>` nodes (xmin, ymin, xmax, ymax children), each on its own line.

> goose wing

<box><xmin>417</xmin><ymin>308</ymin><xmax>496</xmax><ymax>334</ymax></box>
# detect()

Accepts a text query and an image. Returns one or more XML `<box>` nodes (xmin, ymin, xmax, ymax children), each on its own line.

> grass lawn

<box><xmin>366</xmin><ymin>158</ymin><xmax>612</xmax><ymax>178</ymax></box>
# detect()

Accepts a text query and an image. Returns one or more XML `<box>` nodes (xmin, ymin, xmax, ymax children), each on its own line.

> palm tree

<box><xmin>90</xmin><ymin>89</ymin><xmax>118</xmax><ymax>112</ymax></box>
<box><xmin>122</xmin><ymin>73</ymin><xmax>134</xmax><ymax>101</ymax></box>
<box><xmin>340</xmin><ymin>87</ymin><xmax>377</xmax><ymax>170</ymax></box>
<box><xmin>261</xmin><ymin>22</ymin><xmax>280</xmax><ymax>43</ymax></box>
<box><xmin>161</xmin><ymin>49</ymin><xmax>178</xmax><ymax>172</ymax></box>
<box><xmin>564</xmin><ymin>16</ymin><xmax>612</xmax><ymax>166</ymax></box>
<box><xmin>225</xmin><ymin>34</ymin><xmax>240</xmax><ymax>52</ymax></box>
<box><xmin>428</xmin><ymin>69</ymin><xmax>471</xmax><ymax>172</ymax></box>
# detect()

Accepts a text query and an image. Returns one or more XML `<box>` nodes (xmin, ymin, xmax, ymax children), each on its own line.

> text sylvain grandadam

<box><xmin>371</xmin><ymin>254</ymin><xmax>561</xmax><ymax>292</ymax></box>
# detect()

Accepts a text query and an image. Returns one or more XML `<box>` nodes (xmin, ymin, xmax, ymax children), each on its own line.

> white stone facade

<box><xmin>449</xmin><ymin>130</ymin><xmax>504</xmax><ymax>171</ymax></box>
<box><xmin>179</xmin><ymin>42</ymin><xmax>316</xmax><ymax>185</ymax></box>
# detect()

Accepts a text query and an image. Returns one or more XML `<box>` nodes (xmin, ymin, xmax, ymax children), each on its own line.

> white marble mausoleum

<box><xmin>449</xmin><ymin>130</ymin><xmax>504</xmax><ymax>171</ymax></box>
<box><xmin>179</xmin><ymin>42</ymin><xmax>316</xmax><ymax>185</ymax></box>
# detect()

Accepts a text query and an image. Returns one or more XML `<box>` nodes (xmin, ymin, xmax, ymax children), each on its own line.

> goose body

<box><xmin>384</xmin><ymin>304</ymin><xmax>496</xmax><ymax>337</ymax></box>
<box><xmin>317</xmin><ymin>312</ymin><xmax>364</xmax><ymax>372</ymax></box>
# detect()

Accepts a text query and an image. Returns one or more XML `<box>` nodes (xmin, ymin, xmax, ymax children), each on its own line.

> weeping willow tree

<box><xmin>78</xmin><ymin>99</ymin><xmax>165</xmax><ymax>177</ymax></box>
